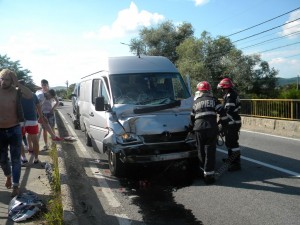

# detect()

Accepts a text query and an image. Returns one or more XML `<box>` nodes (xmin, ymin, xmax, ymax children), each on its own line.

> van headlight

<box><xmin>116</xmin><ymin>133</ymin><xmax>141</xmax><ymax>144</ymax></box>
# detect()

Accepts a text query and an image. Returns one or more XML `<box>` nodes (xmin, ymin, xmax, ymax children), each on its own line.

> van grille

<box><xmin>142</xmin><ymin>131</ymin><xmax>188</xmax><ymax>143</ymax></box>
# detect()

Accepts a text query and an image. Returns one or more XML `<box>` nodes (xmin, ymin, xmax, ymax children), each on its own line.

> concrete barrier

<box><xmin>241</xmin><ymin>116</ymin><xmax>300</xmax><ymax>139</ymax></box>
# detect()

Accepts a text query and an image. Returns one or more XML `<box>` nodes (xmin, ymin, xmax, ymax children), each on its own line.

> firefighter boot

<box><xmin>228</xmin><ymin>151</ymin><xmax>241</xmax><ymax>172</ymax></box>
<box><xmin>204</xmin><ymin>174</ymin><xmax>215</xmax><ymax>185</ymax></box>
<box><xmin>222</xmin><ymin>149</ymin><xmax>233</xmax><ymax>163</ymax></box>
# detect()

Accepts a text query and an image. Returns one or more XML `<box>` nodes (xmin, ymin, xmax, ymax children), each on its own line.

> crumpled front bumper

<box><xmin>121</xmin><ymin>148</ymin><xmax>198</xmax><ymax>163</ymax></box>
<box><xmin>103</xmin><ymin>131</ymin><xmax>197</xmax><ymax>163</ymax></box>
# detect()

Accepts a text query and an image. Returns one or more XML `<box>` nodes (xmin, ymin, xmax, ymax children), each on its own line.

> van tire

<box><xmin>74</xmin><ymin>120</ymin><xmax>80</xmax><ymax>130</ymax></box>
<box><xmin>85</xmin><ymin>130</ymin><xmax>92</xmax><ymax>147</ymax></box>
<box><xmin>108</xmin><ymin>149</ymin><xmax>126</xmax><ymax>177</ymax></box>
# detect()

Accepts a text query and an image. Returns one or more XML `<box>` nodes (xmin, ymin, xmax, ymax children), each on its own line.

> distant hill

<box><xmin>52</xmin><ymin>86</ymin><xmax>67</xmax><ymax>90</ymax></box>
<box><xmin>277</xmin><ymin>77</ymin><xmax>299</xmax><ymax>86</ymax></box>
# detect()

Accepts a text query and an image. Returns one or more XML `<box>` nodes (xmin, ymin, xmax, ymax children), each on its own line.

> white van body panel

<box><xmin>79</xmin><ymin>56</ymin><xmax>196</xmax><ymax>164</ymax></box>
<box><xmin>111</xmin><ymin>99</ymin><xmax>192</xmax><ymax>134</ymax></box>
<box><xmin>108</xmin><ymin>56</ymin><xmax>178</xmax><ymax>74</ymax></box>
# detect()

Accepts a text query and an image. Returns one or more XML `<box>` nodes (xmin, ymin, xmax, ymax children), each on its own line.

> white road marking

<box><xmin>241</xmin><ymin>129</ymin><xmax>300</xmax><ymax>142</ymax></box>
<box><xmin>58</xmin><ymin>111</ymin><xmax>130</xmax><ymax>223</ymax></box>
<box><xmin>217</xmin><ymin>148</ymin><xmax>300</xmax><ymax>177</ymax></box>
<box><xmin>59</xmin><ymin>108</ymin><xmax>300</xmax><ymax>223</ymax></box>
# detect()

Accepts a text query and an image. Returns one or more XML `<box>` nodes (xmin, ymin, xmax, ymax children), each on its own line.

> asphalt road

<box><xmin>57</xmin><ymin>101</ymin><xmax>300</xmax><ymax>225</ymax></box>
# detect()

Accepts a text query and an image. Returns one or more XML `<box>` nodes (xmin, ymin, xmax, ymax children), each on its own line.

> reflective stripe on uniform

<box><xmin>231</xmin><ymin>147</ymin><xmax>240</xmax><ymax>152</ymax></box>
<box><xmin>228</xmin><ymin>120</ymin><xmax>241</xmax><ymax>124</ymax></box>
<box><xmin>220</xmin><ymin>116</ymin><xmax>228</xmax><ymax>120</ymax></box>
<box><xmin>195</xmin><ymin>111</ymin><xmax>217</xmax><ymax>118</ymax></box>
<box><xmin>225</xmin><ymin>103</ymin><xmax>235</xmax><ymax>107</ymax></box>
<box><xmin>204</xmin><ymin>171</ymin><xmax>215</xmax><ymax>175</ymax></box>
<box><xmin>234</xmin><ymin>106</ymin><xmax>241</xmax><ymax>112</ymax></box>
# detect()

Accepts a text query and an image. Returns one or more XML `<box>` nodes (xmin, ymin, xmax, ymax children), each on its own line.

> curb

<box><xmin>55</xmin><ymin>112</ymin><xmax>79</xmax><ymax>225</ymax></box>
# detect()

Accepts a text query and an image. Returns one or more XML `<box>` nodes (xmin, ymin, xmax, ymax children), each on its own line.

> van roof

<box><xmin>108</xmin><ymin>56</ymin><xmax>178</xmax><ymax>74</ymax></box>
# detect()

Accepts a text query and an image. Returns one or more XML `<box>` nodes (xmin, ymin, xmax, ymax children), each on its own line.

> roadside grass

<box><xmin>43</xmin><ymin>144</ymin><xmax>63</xmax><ymax>225</ymax></box>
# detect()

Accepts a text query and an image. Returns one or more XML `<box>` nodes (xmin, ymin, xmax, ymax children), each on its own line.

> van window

<box><xmin>92</xmin><ymin>79</ymin><xmax>109</xmax><ymax>105</ymax></box>
<box><xmin>92</xmin><ymin>79</ymin><xmax>100</xmax><ymax>104</ymax></box>
<box><xmin>110</xmin><ymin>73</ymin><xmax>190</xmax><ymax>105</ymax></box>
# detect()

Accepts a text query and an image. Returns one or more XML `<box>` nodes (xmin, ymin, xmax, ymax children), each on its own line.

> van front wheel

<box><xmin>85</xmin><ymin>130</ymin><xmax>92</xmax><ymax>147</ymax></box>
<box><xmin>108</xmin><ymin>149</ymin><xmax>126</xmax><ymax>177</ymax></box>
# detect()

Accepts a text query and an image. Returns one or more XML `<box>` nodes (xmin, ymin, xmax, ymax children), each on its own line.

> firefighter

<box><xmin>191</xmin><ymin>81</ymin><xmax>228</xmax><ymax>184</ymax></box>
<box><xmin>217</xmin><ymin>78</ymin><xmax>242</xmax><ymax>171</ymax></box>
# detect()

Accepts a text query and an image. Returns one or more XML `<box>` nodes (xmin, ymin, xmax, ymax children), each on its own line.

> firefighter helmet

<box><xmin>217</xmin><ymin>78</ymin><xmax>234</xmax><ymax>89</ymax></box>
<box><xmin>197</xmin><ymin>81</ymin><xmax>211</xmax><ymax>91</ymax></box>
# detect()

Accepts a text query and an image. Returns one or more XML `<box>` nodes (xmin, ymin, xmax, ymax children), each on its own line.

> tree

<box><xmin>250</xmin><ymin>61</ymin><xmax>279</xmax><ymax>98</ymax></box>
<box><xmin>0</xmin><ymin>54</ymin><xmax>35</xmax><ymax>91</ymax></box>
<box><xmin>67</xmin><ymin>83</ymin><xmax>76</xmax><ymax>99</ymax></box>
<box><xmin>176</xmin><ymin>37</ymin><xmax>208</xmax><ymax>91</ymax></box>
<box><xmin>56</xmin><ymin>83</ymin><xmax>76</xmax><ymax>99</ymax></box>
<box><xmin>131</xmin><ymin>22</ymin><xmax>278</xmax><ymax>98</ymax></box>
<box><xmin>176</xmin><ymin>31</ymin><xmax>278</xmax><ymax>97</ymax></box>
<box><xmin>130</xmin><ymin>21</ymin><xmax>194</xmax><ymax>63</ymax></box>
<box><xmin>278</xmin><ymin>84</ymin><xmax>300</xmax><ymax>99</ymax></box>
<box><xmin>55</xmin><ymin>89</ymin><xmax>67</xmax><ymax>99</ymax></box>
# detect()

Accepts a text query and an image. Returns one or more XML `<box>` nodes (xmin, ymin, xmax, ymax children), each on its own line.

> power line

<box><xmin>236</xmin><ymin>23</ymin><xmax>300</xmax><ymax>46</ymax></box>
<box><xmin>284</xmin><ymin>53</ymin><xmax>300</xmax><ymax>58</ymax></box>
<box><xmin>212</xmin><ymin>0</ymin><xmax>269</xmax><ymax>28</ymax></box>
<box><xmin>240</xmin><ymin>31</ymin><xmax>300</xmax><ymax>50</ymax></box>
<box><xmin>226</xmin><ymin>7</ymin><xmax>300</xmax><ymax>37</ymax></box>
<box><xmin>258</xmin><ymin>41</ymin><xmax>300</xmax><ymax>54</ymax></box>
<box><xmin>232</xmin><ymin>17</ymin><xmax>300</xmax><ymax>43</ymax></box>
<box><xmin>191</xmin><ymin>41</ymin><xmax>300</xmax><ymax>67</ymax></box>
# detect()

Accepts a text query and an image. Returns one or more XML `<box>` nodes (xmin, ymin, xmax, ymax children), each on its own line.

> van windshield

<box><xmin>110</xmin><ymin>73</ymin><xmax>190</xmax><ymax>105</ymax></box>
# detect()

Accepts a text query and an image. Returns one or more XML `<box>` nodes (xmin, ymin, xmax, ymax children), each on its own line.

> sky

<box><xmin>0</xmin><ymin>0</ymin><xmax>299</xmax><ymax>87</ymax></box>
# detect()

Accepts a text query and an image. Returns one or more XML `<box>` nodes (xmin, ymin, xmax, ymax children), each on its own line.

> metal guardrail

<box><xmin>240</xmin><ymin>99</ymin><xmax>300</xmax><ymax>121</ymax></box>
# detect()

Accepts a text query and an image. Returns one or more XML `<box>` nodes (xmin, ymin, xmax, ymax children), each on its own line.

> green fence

<box><xmin>240</xmin><ymin>99</ymin><xmax>300</xmax><ymax>121</ymax></box>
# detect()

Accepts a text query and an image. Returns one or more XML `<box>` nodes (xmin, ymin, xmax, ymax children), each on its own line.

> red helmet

<box><xmin>197</xmin><ymin>81</ymin><xmax>211</xmax><ymax>91</ymax></box>
<box><xmin>217</xmin><ymin>78</ymin><xmax>234</xmax><ymax>89</ymax></box>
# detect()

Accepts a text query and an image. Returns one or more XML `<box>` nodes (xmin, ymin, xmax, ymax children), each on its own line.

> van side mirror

<box><xmin>95</xmin><ymin>96</ymin><xmax>105</xmax><ymax>111</ymax></box>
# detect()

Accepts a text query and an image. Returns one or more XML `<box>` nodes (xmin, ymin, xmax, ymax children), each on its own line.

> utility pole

<box><xmin>66</xmin><ymin>80</ymin><xmax>69</xmax><ymax>96</ymax></box>
<box><xmin>297</xmin><ymin>74</ymin><xmax>299</xmax><ymax>91</ymax></box>
<box><xmin>120</xmin><ymin>42</ymin><xmax>143</xmax><ymax>58</ymax></box>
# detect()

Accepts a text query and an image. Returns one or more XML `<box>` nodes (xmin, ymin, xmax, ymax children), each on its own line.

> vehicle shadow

<box><xmin>56</xmin><ymin>113</ymin><xmax>204</xmax><ymax>225</ymax></box>
<box><xmin>211</xmin><ymin>145</ymin><xmax>300</xmax><ymax>196</ymax></box>
<box><xmin>56</xmin><ymin>111</ymin><xmax>299</xmax><ymax>225</ymax></box>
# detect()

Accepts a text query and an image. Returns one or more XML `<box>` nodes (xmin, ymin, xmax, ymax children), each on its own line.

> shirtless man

<box><xmin>0</xmin><ymin>69</ymin><xmax>32</xmax><ymax>197</ymax></box>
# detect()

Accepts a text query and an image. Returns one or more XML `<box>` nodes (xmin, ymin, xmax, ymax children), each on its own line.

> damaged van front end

<box><xmin>102</xmin><ymin>100</ymin><xmax>197</xmax><ymax>165</ymax></box>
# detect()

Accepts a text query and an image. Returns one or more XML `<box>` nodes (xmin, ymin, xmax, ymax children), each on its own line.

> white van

<box><xmin>79</xmin><ymin>56</ymin><xmax>197</xmax><ymax>176</ymax></box>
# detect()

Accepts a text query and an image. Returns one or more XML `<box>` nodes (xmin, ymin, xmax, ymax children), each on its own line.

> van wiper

<box><xmin>137</xmin><ymin>97</ymin><xmax>173</xmax><ymax>105</ymax></box>
<box><xmin>133</xmin><ymin>100</ymin><xmax>181</xmax><ymax>114</ymax></box>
